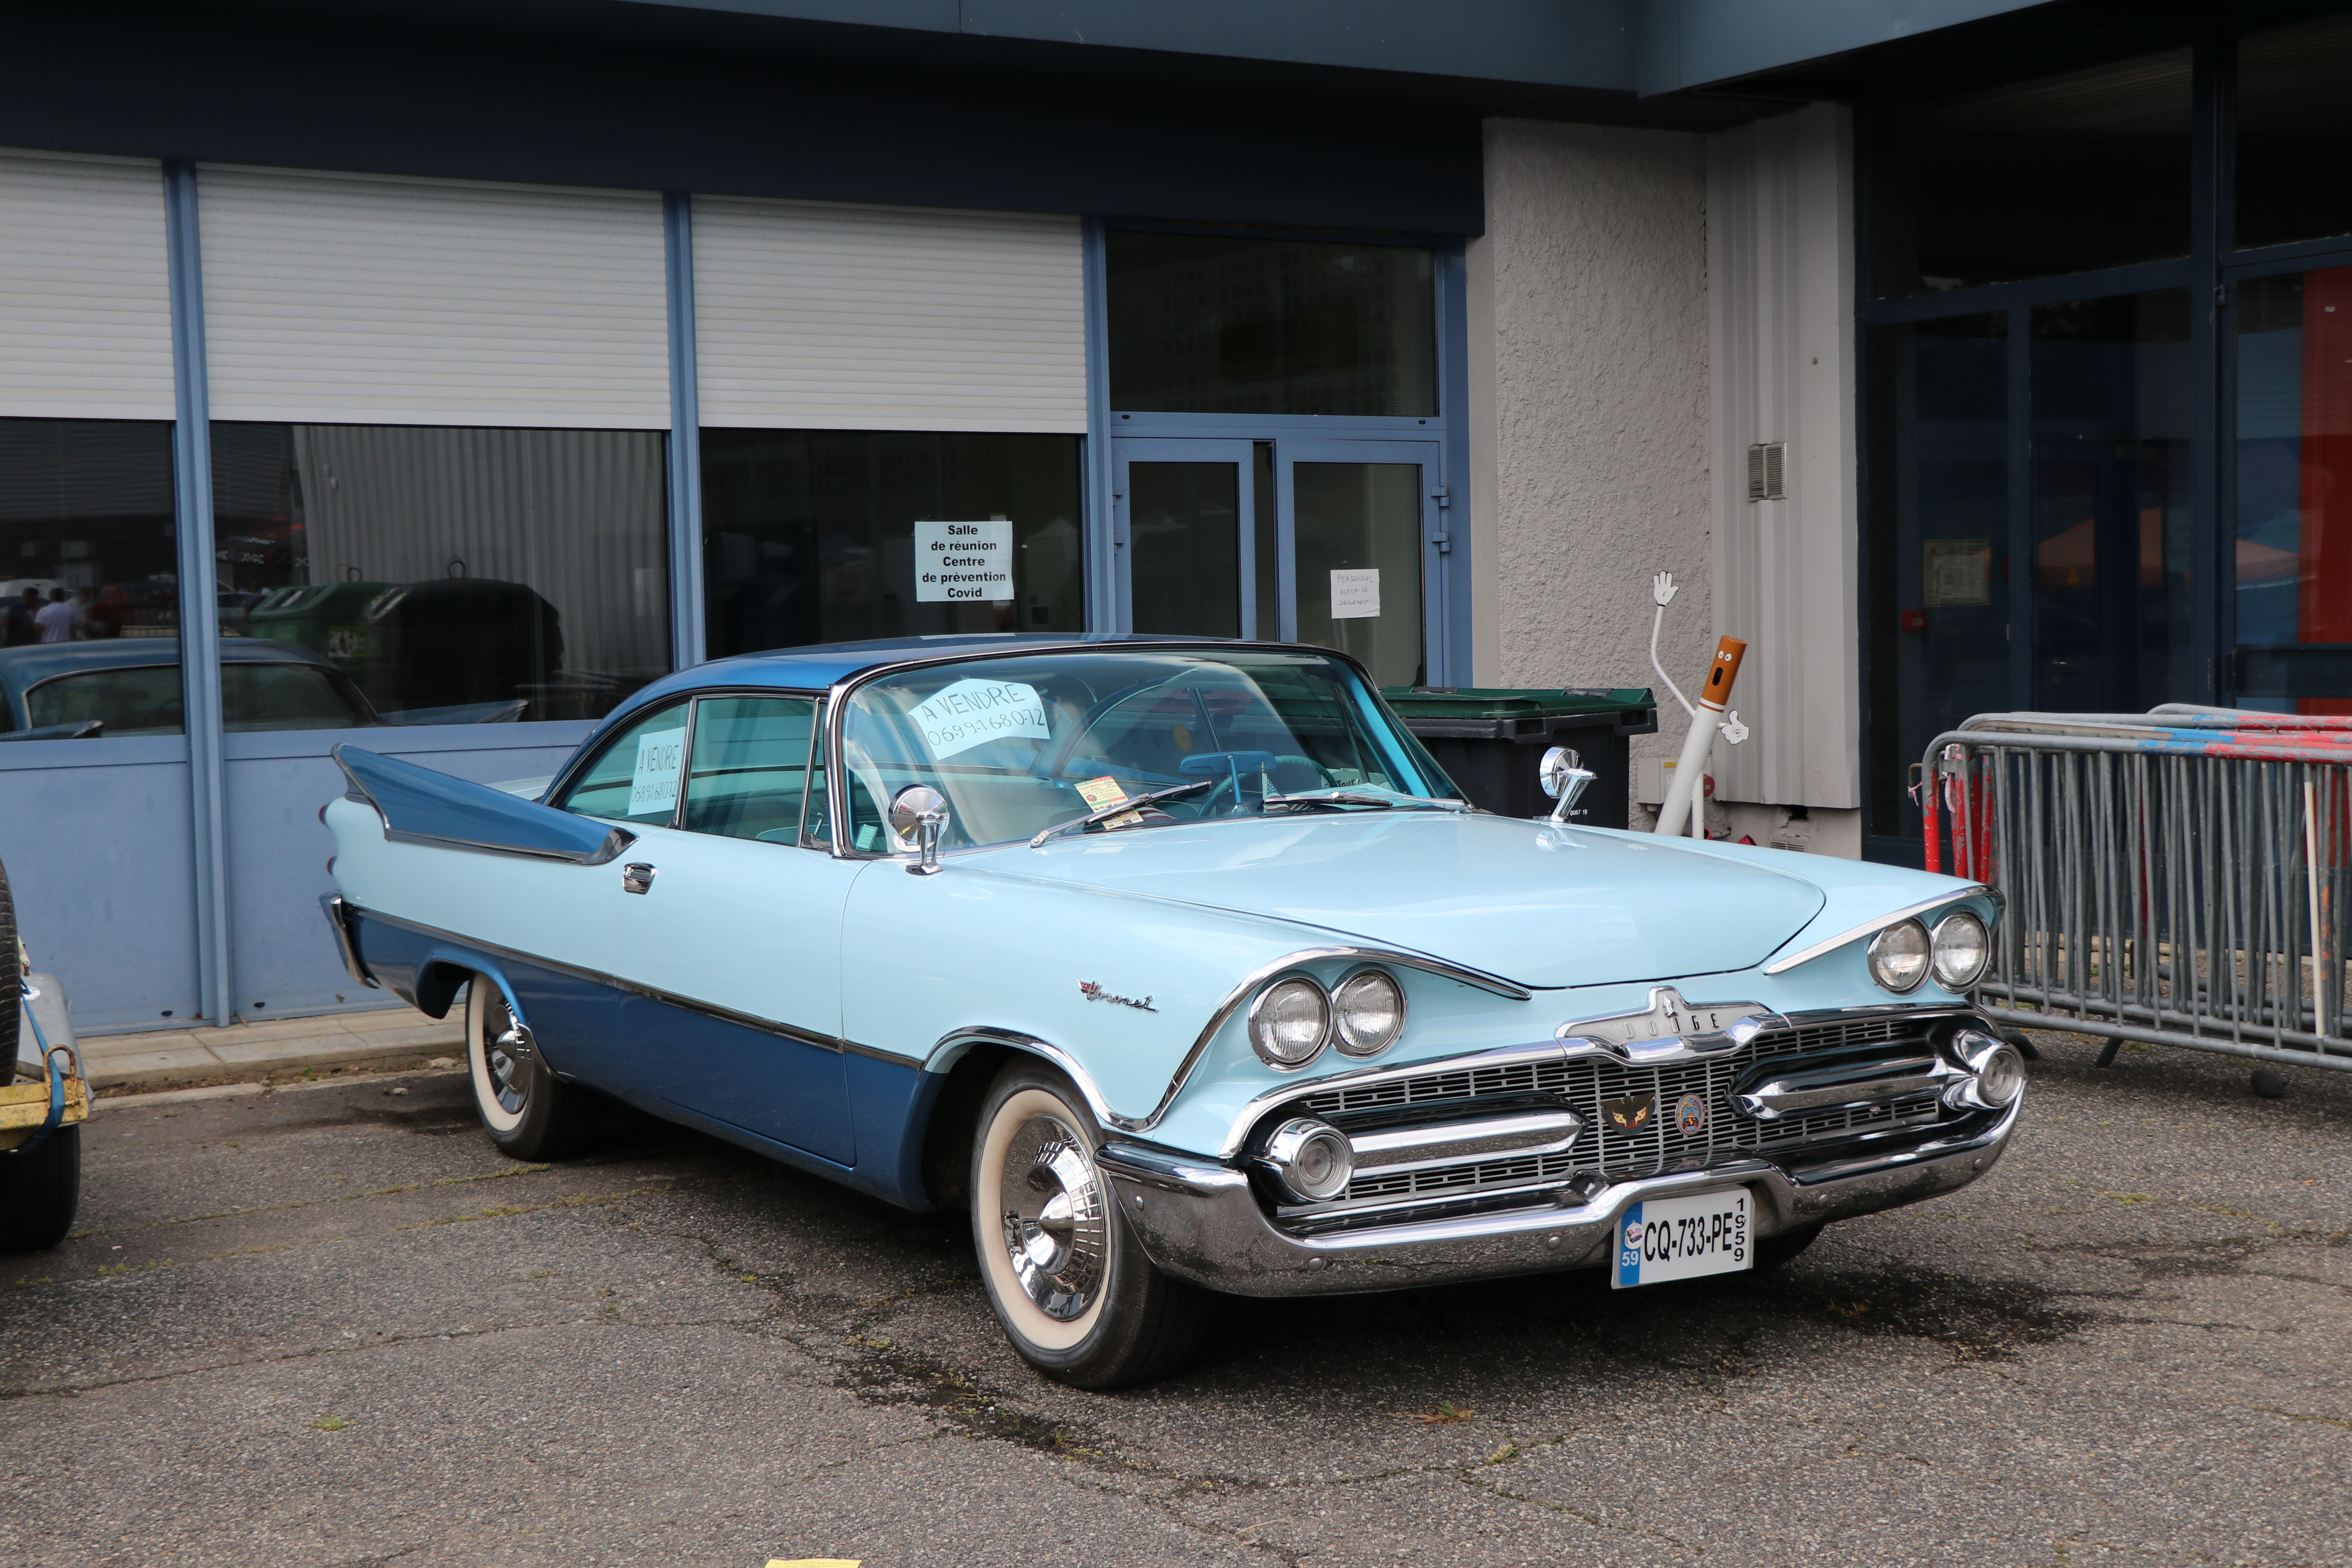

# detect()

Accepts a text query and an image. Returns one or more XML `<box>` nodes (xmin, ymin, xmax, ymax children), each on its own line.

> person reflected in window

<box><xmin>2</xmin><ymin>588</ymin><xmax>38</xmax><ymax>647</ymax></box>
<box><xmin>34</xmin><ymin>588</ymin><xmax>78</xmax><ymax>644</ymax></box>
<box><xmin>82</xmin><ymin>584</ymin><xmax>129</xmax><ymax>639</ymax></box>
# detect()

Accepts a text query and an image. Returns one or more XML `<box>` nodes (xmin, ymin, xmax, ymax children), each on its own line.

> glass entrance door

<box><xmin>1112</xmin><ymin>436</ymin><xmax>1440</xmax><ymax>687</ymax></box>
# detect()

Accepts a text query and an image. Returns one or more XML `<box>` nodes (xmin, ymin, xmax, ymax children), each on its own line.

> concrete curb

<box><xmin>98</xmin><ymin>1064</ymin><xmax>471</xmax><ymax>1111</ymax></box>
<box><xmin>79</xmin><ymin>1007</ymin><xmax>467</xmax><ymax>1094</ymax></box>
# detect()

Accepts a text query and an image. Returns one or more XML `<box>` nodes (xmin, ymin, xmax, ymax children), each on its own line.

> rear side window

<box><xmin>681</xmin><ymin>696</ymin><xmax>818</xmax><ymax>844</ymax></box>
<box><xmin>555</xmin><ymin>699</ymin><xmax>691</xmax><ymax>825</ymax></box>
<box><xmin>25</xmin><ymin>666</ymin><xmax>184</xmax><ymax>736</ymax></box>
<box><xmin>221</xmin><ymin>663</ymin><xmax>377</xmax><ymax>731</ymax></box>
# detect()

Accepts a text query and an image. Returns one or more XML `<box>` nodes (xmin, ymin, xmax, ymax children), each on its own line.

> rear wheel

<box><xmin>970</xmin><ymin>1060</ymin><xmax>1208</xmax><ymax>1388</ymax></box>
<box><xmin>465</xmin><ymin>975</ymin><xmax>597</xmax><ymax>1161</ymax></box>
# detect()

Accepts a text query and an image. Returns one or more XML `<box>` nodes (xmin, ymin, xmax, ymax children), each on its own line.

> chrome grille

<box><xmin>1280</xmin><ymin>1013</ymin><xmax>1954</xmax><ymax>1216</ymax></box>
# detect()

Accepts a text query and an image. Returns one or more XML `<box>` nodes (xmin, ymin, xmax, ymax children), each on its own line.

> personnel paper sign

<box><xmin>913</xmin><ymin>677</ymin><xmax>1050</xmax><ymax>759</ymax></box>
<box><xmin>916</xmin><ymin>519</ymin><xmax>1015</xmax><ymax>603</ymax></box>
<box><xmin>1330</xmin><ymin>568</ymin><xmax>1381</xmax><ymax>619</ymax></box>
<box><xmin>627</xmin><ymin>727</ymin><xmax>686</xmax><ymax>816</ymax></box>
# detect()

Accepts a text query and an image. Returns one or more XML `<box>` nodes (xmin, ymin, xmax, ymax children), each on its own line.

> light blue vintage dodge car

<box><xmin>321</xmin><ymin>635</ymin><xmax>2023</xmax><ymax>1386</ymax></box>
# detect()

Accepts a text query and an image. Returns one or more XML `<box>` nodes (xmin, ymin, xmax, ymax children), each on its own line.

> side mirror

<box><xmin>1537</xmin><ymin>746</ymin><xmax>1595</xmax><ymax>824</ymax></box>
<box><xmin>888</xmin><ymin>784</ymin><xmax>951</xmax><ymax>875</ymax></box>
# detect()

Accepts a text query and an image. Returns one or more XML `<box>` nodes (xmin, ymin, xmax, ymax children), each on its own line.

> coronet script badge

<box><xmin>1602</xmin><ymin>1092</ymin><xmax>1655</xmax><ymax>1132</ymax></box>
<box><xmin>1078</xmin><ymin>981</ymin><xmax>1157</xmax><ymax>1013</ymax></box>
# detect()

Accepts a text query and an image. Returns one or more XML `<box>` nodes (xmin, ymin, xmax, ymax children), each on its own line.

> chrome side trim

<box><xmin>926</xmin><ymin>1026</ymin><xmax>1123</xmax><ymax>1129</ymax></box>
<box><xmin>343</xmin><ymin>903</ymin><xmax>861</xmax><ymax>1056</ymax></box>
<box><xmin>1099</xmin><ymin>1097</ymin><xmax>2022</xmax><ymax>1298</ymax></box>
<box><xmin>1126</xmin><ymin>947</ymin><xmax>1535</xmax><ymax>1141</ymax></box>
<box><xmin>1348</xmin><ymin>1108</ymin><xmax>1581</xmax><ymax>1174</ymax></box>
<box><xmin>1216</xmin><ymin>1040</ymin><xmax>1567</xmax><ymax>1159</ymax></box>
<box><xmin>1760</xmin><ymin>886</ymin><xmax>1992</xmax><ymax>976</ymax></box>
<box><xmin>318</xmin><ymin>895</ymin><xmax>381</xmax><ymax>990</ymax></box>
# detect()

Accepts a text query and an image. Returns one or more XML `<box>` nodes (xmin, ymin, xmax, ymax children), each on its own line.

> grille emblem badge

<box><xmin>1556</xmin><ymin>986</ymin><xmax>1786</xmax><ymax>1060</ymax></box>
<box><xmin>1602</xmin><ymin>1092</ymin><xmax>1655</xmax><ymax>1132</ymax></box>
<box><xmin>1674</xmin><ymin>1092</ymin><xmax>1708</xmax><ymax>1136</ymax></box>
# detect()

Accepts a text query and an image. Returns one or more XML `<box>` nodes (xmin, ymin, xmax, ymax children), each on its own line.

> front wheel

<box><xmin>466</xmin><ymin>976</ymin><xmax>597</xmax><ymax>1161</ymax></box>
<box><xmin>971</xmin><ymin>1060</ymin><xmax>1208</xmax><ymax>1388</ymax></box>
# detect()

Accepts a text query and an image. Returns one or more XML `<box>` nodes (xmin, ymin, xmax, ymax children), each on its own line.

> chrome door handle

<box><xmin>621</xmin><ymin>862</ymin><xmax>656</xmax><ymax>894</ymax></box>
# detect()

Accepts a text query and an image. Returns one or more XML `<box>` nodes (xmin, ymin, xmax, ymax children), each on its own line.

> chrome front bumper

<box><xmin>1096</xmin><ymin>1097</ymin><xmax>2022</xmax><ymax>1298</ymax></box>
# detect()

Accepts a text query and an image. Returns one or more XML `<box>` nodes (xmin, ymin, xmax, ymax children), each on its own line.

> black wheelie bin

<box><xmin>1381</xmin><ymin>686</ymin><xmax>1658</xmax><ymax>829</ymax></box>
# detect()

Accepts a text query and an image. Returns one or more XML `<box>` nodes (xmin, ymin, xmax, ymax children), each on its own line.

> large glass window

<box><xmin>1867</xmin><ymin>51</ymin><xmax>2191</xmax><ymax>299</ymax></box>
<box><xmin>2029</xmin><ymin>291</ymin><xmax>2194</xmax><ymax>714</ymax></box>
<box><xmin>212</xmin><ymin>424</ymin><xmax>671</xmax><ymax>727</ymax></box>
<box><xmin>1107</xmin><ymin>233</ymin><xmax>1437</xmax><ymax>416</ymax></box>
<box><xmin>0</xmin><ymin>418</ymin><xmax>180</xmax><ymax>740</ymax></box>
<box><xmin>2235</xmin><ymin>265</ymin><xmax>2352</xmax><ymax>714</ymax></box>
<box><xmin>2236</xmin><ymin>15</ymin><xmax>2352</xmax><ymax>252</ymax></box>
<box><xmin>701</xmin><ymin>430</ymin><xmax>1081</xmax><ymax>658</ymax></box>
<box><xmin>1864</xmin><ymin>314</ymin><xmax>2009</xmax><ymax>838</ymax></box>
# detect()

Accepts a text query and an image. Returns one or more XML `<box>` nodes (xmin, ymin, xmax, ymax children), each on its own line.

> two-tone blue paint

<box><xmin>325</xmin><ymin>636</ymin><xmax>1993</xmax><ymax>1216</ymax></box>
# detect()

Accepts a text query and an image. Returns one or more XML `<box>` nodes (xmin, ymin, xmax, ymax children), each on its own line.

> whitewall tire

<box><xmin>465</xmin><ymin>974</ymin><xmax>597</xmax><ymax>1160</ymax></box>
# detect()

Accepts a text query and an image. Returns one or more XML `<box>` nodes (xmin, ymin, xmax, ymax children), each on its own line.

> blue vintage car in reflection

<box><xmin>321</xmin><ymin>635</ymin><xmax>2024</xmax><ymax>1387</ymax></box>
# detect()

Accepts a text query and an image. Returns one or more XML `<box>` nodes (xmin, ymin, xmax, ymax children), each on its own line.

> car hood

<box><xmin>978</xmin><ymin>811</ymin><xmax>1827</xmax><ymax>990</ymax></box>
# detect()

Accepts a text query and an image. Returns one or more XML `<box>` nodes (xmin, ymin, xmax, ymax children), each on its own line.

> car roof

<box><xmin>0</xmin><ymin>636</ymin><xmax>336</xmax><ymax>694</ymax></box>
<box><xmin>624</xmin><ymin>632</ymin><xmax>1234</xmax><ymax>708</ymax></box>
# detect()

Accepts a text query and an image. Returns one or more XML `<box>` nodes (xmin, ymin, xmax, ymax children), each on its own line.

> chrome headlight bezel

<box><xmin>1866</xmin><ymin>918</ymin><xmax>1933</xmax><ymax>993</ymax></box>
<box><xmin>1330</xmin><ymin>966</ymin><xmax>1406</xmax><ymax>1058</ymax></box>
<box><xmin>1247</xmin><ymin>975</ymin><xmax>1332</xmax><ymax>1069</ymax></box>
<box><xmin>1256</xmin><ymin>1116</ymin><xmax>1355</xmax><ymax>1202</ymax></box>
<box><xmin>1930</xmin><ymin>909</ymin><xmax>1991</xmax><ymax>990</ymax></box>
<box><xmin>1943</xmin><ymin>1027</ymin><xmax>2027</xmax><ymax>1110</ymax></box>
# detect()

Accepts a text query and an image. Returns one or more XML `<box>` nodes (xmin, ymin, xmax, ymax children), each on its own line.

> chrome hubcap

<box><xmin>998</xmin><ymin>1113</ymin><xmax>1107</xmax><ymax>1321</ymax></box>
<box><xmin>482</xmin><ymin>996</ymin><xmax>530</xmax><ymax>1116</ymax></box>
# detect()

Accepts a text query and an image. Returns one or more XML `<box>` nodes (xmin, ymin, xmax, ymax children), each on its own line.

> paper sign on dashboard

<box><xmin>627</xmin><ymin>728</ymin><xmax>686</xmax><ymax>816</ymax></box>
<box><xmin>913</xmin><ymin>677</ymin><xmax>1050</xmax><ymax>759</ymax></box>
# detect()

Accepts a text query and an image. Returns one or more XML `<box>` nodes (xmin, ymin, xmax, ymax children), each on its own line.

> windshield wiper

<box><xmin>1265</xmin><ymin>788</ymin><xmax>1470</xmax><ymax>814</ymax></box>
<box><xmin>1029</xmin><ymin>779</ymin><xmax>1215</xmax><ymax>848</ymax></box>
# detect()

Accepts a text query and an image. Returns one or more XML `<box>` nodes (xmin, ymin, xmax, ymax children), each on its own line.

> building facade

<box><xmin>3</xmin><ymin>0</ymin><xmax>2347</xmax><ymax>1029</ymax></box>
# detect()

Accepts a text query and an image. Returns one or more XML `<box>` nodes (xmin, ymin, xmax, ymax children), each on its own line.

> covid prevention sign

<box><xmin>915</xmin><ymin>519</ymin><xmax>1015</xmax><ymax>604</ymax></box>
<box><xmin>912</xmin><ymin>677</ymin><xmax>1050</xmax><ymax>759</ymax></box>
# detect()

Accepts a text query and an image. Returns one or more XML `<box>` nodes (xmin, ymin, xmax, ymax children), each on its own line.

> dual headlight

<box><xmin>1867</xmin><ymin>909</ymin><xmax>1991</xmax><ymax>994</ymax></box>
<box><xmin>1247</xmin><ymin>967</ymin><xmax>1405</xmax><ymax>1069</ymax></box>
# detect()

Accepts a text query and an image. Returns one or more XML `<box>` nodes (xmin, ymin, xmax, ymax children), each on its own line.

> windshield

<box><xmin>837</xmin><ymin>648</ymin><xmax>1457</xmax><ymax>854</ymax></box>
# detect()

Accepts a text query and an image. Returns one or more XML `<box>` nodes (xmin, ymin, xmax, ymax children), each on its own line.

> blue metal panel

<box><xmin>663</xmin><ymin>191</ymin><xmax>706</xmax><ymax>671</ymax></box>
<box><xmin>1435</xmin><ymin>240</ymin><xmax>1473</xmax><ymax>687</ymax></box>
<box><xmin>163</xmin><ymin>159</ymin><xmax>229</xmax><ymax>1027</ymax></box>
<box><xmin>1642</xmin><ymin>0</ymin><xmax>2057</xmax><ymax>94</ymax></box>
<box><xmin>1081</xmin><ymin>217</ymin><xmax>1117</xmax><ymax>633</ymax></box>
<box><xmin>612</xmin><ymin>989</ymin><xmax>855</xmax><ymax>1165</ymax></box>
<box><xmin>0</xmin><ymin>740</ymin><xmax>201</xmax><ymax>1032</ymax></box>
<box><xmin>224</xmin><ymin>724</ymin><xmax>595</xmax><ymax>1018</ymax></box>
<box><xmin>844</xmin><ymin>1049</ymin><xmax>940</xmax><ymax>1209</ymax></box>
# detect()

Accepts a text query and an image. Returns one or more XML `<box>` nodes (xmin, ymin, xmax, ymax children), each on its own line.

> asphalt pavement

<box><xmin>4</xmin><ymin>1032</ymin><xmax>2347</xmax><ymax>1568</ymax></box>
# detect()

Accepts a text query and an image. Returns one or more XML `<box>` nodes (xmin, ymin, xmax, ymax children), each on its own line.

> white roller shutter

<box><xmin>198</xmin><ymin>166</ymin><xmax>670</xmax><ymax>428</ymax></box>
<box><xmin>694</xmin><ymin>196</ymin><xmax>1085</xmax><ymax>432</ymax></box>
<box><xmin>0</xmin><ymin>149</ymin><xmax>174</xmax><ymax>421</ymax></box>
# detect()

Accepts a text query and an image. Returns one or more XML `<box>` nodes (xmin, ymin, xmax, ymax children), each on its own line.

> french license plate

<box><xmin>1612</xmin><ymin>1189</ymin><xmax>1751</xmax><ymax>1288</ymax></box>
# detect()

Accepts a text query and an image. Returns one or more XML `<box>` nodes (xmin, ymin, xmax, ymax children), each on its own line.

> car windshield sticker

<box><xmin>913</xmin><ymin>677</ymin><xmax>1050</xmax><ymax>759</ymax></box>
<box><xmin>1075</xmin><ymin>775</ymin><xmax>1143</xmax><ymax>828</ymax></box>
<box><xmin>626</xmin><ymin>726</ymin><xmax>686</xmax><ymax>816</ymax></box>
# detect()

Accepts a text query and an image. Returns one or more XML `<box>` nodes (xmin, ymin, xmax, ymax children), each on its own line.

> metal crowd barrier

<box><xmin>1917</xmin><ymin>704</ymin><xmax>2352</xmax><ymax>1076</ymax></box>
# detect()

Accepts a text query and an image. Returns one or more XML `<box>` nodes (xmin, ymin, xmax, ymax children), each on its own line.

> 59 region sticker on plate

<box><xmin>1613</xmin><ymin>1188</ymin><xmax>1751</xmax><ymax>1288</ymax></box>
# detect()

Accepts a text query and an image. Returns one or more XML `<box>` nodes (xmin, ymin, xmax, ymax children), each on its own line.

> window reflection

<box><xmin>2236</xmin><ymin>14</ymin><xmax>2352</xmax><ymax>251</ymax></box>
<box><xmin>2234</xmin><ymin>266</ymin><xmax>2352</xmax><ymax>714</ymax></box>
<box><xmin>1867</xmin><ymin>51</ymin><xmax>2190</xmax><ymax>298</ymax></box>
<box><xmin>2029</xmin><ymin>291</ymin><xmax>2194</xmax><ymax>714</ymax></box>
<box><xmin>0</xmin><ymin>418</ymin><xmax>180</xmax><ymax>740</ymax></box>
<box><xmin>1108</xmin><ymin>232</ymin><xmax>1437</xmax><ymax>416</ymax></box>
<box><xmin>1864</xmin><ymin>314</ymin><xmax>2008</xmax><ymax>839</ymax></box>
<box><xmin>214</xmin><ymin>424</ymin><xmax>671</xmax><ymax>726</ymax></box>
<box><xmin>700</xmin><ymin>430</ymin><xmax>1082</xmax><ymax>657</ymax></box>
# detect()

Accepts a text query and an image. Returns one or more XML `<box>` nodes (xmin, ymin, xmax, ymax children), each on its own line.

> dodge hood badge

<box><xmin>1556</xmin><ymin>986</ymin><xmax>1784</xmax><ymax>1061</ymax></box>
